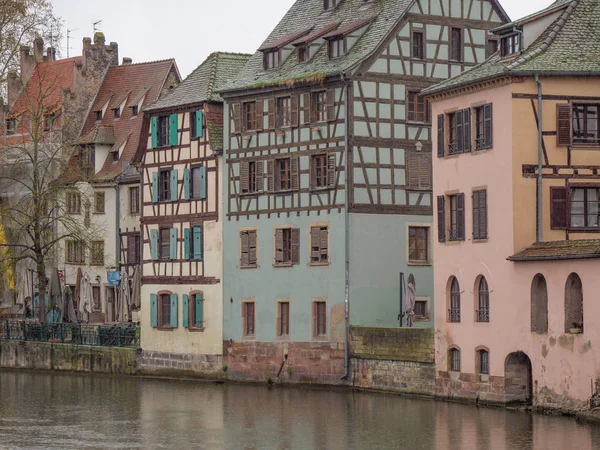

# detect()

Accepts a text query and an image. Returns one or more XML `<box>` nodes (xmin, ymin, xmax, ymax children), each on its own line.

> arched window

<box><xmin>449</xmin><ymin>348</ymin><xmax>461</xmax><ymax>372</ymax></box>
<box><xmin>530</xmin><ymin>274</ymin><xmax>548</xmax><ymax>333</ymax></box>
<box><xmin>477</xmin><ymin>349</ymin><xmax>489</xmax><ymax>375</ymax></box>
<box><xmin>565</xmin><ymin>273</ymin><xmax>583</xmax><ymax>333</ymax></box>
<box><xmin>449</xmin><ymin>277</ymin><xmax>461</xmax><ymax>322</ymax></box>
<box><xmin>477</xmin><ymin>276</ymin><xmax>490</xmax><ymax>322</ymax></box>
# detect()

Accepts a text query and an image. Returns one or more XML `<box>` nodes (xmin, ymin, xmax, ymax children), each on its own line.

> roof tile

<box><xmin>508</xmin><ymin>239</ymin><xmax>600</xmax><ymax>261</ymax></box>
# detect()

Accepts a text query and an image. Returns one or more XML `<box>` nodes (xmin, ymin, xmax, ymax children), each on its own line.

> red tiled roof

<box><xmin>508</xmin><ymin>239</ymin><xmax>600</xmax><ymax>262</ymax></box>
<box><xmin>321</xmin><ymin>16</ymin><xmax>376</xmax><ymax>39</ymax></box>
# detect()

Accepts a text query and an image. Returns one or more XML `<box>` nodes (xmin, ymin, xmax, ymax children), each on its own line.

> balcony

<box><xmin>448</xmin><ymin>308</ymin><xmax>461</xmax><ymax>323</ymax></box>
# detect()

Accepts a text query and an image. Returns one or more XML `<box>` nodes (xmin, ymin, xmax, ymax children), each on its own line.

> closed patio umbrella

<box><xmin>74</xmin><ymin>267</ymin><xmax>83</xmax><ymax>314</ymax></box>
<box><xmin>63</xmin><ymin>285</ymin><xmax>77</xmax><ymax>323</ymax></box>
<box><xmin>405</xmin><ymin>274</ymin><xmax>416</xmax><ymax>328</ymax></box>
<box><xmin>119</xmin><ymin>268</ymin><xmax>130</xmax><ymax>322</ymax></box>
<box><xmin>131</xmin><ymin>266</ymin><xmax>141</xmax><ymax>310</ymax></box>
<box><xmin>79</xmin><ymin>273</ymin><xmax>92</xmax><ymax>320</ymax></box>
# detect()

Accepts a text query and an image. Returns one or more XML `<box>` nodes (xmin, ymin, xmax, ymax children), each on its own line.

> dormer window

<box><xmin>263</xmin><ymin>50</ymin><xmax>280</xmax><ymax>70</ymax></box>
<box><xmin>113</xmin><ymin>107</ymin><xmax>121</xmax><ymax>119</ymax></box>
<box><xmin>329</xmin><ymin>37</ymin><xmax>346</xmax><ymax>59</ymax></box>
<box><xmin>500</xmin><ymin>33</ymin><xmax>520</xmax><ymax>58</ymax></box>
<box><xmin>43</xmin><ymin>114</ymin><xmax>55</xmax><ymax>131</ymax></box>
<box><xmin>96</xmin><ymin>110</ymin><xmax>103</xmax><ymax>121</ymax></box>
<box><xmin>6</xmin><ymin>118</ymin><xmax>16</xmax><ymax>135</ymax></box>
<box><xmin>132</xmin><ymin>105</ymin><xmax>139</xmax><ymax>116</ymax></box>
<box><xmin>298</xmin><ymin>45</ymin><xmax>308</xmax><ymax>63</ymax></box>
<box><xmin>324</xmin><ymin>0</ymin><xmax>339</xmax><ymax>10</ymax></box>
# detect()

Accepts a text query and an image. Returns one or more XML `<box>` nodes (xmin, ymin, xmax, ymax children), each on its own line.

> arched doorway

<box><xmin>504</xmin><ymin>351</ymin><xmax>532</xmax><ymax>404</ymax></box>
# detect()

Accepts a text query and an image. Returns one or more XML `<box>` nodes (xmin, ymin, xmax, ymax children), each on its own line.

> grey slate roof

<box><xmin>423</xmin><ymin>0</ymin><xmax>598</xmax><ymax>96</ymax></box>
<box><xmin>146</xmin><ymin>52</ymin><xmax>251</xmax><ymax>111</ymax></box>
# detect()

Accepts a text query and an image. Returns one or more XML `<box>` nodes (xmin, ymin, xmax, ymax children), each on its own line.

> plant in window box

<box><xmin>569</xmin><ymin>322</ymin><xmax>583</xmax><ymax>334</ymax></box>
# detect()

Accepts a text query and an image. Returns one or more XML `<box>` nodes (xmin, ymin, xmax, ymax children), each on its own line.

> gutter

<box><xmin>340</xmin><ymin>73</ymin><xmax>350</xmax><ymax>381</ymax></box>
<box><xmin>535</xmin><ymin>74</ymin><xmax>543</xmax><ymax>243</ymax></box>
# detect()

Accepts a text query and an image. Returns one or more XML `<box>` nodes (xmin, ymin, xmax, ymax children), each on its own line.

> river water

<box><xmin>0</xmin><ymin>371</ymin><xmax>599</xmax><ymax>450</ymax></box>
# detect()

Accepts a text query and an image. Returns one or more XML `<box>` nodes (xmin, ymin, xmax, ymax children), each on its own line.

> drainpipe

<box><xmin>340</xmin><ymin>73</ymin><xmax>350</xmax><ymax>380</ymax></box>
<box><xmin>535</xmin><ymin>74</ymin><xmax>543</xmax><ymax>242</ymax></box>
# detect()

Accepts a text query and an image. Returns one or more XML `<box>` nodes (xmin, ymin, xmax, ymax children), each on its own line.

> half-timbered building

<box><xmin>220</xmin><ymin>0</ymin><xmax>508</xmax><ymax>382</ymax></box>
<box><xmin>424</xmin><ymin>0</ymin><xmax>600</xmax><ymax>410</ymax></box>
<box><xmin>139</xmin><ymin>53</ymin><xmax>249</xmax><ymax>364</ymax></box>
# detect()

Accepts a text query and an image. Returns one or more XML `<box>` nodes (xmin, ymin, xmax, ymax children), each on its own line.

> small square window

<box><xmin>263</xmin><ymin>50</ymin><xmax>280</xmax><ymax>70</ymax></box>
<box><xmin>113</xmin><ymin>108</ymin><xmax>120</xmax><ymax>119</ymax></box>
<box><xmin>132</xmin><ymin>105</ymin><xmax>139</xmax><ymax>116</ymax></box>
<box><xmin>408</xmin><ymin>226</ymin><xmax>428</xmax><ymax>263</ymax></box>
<box><xmin>298</xmin><ymin>45</ymin><xmax>308</xmax><ymax>63</ymax></box>
<box><xmin>96</xmin><ymin>110</ymin><xmax>103</xmax><ymax>121</ymax></box>
<box><xmin>328</xmin><ymin>37</ymin><xmax>346</xmax><ymax>59</ymax></box>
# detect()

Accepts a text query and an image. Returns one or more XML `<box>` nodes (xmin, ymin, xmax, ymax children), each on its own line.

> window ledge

<box><xmin>408</xmin><ymin>260</ymin><xmax>431</xmax><ymax>267</ymax></box>
<box><xmin>273</xmin><ymin>190</ymin><xmax>294</xmax><ymax>196</ymax></box>
<box><xmin>406</xmin><ymin>120</ymin><xmax>431</xmax><ymax>126</ymax></box>
<box><xmin>413</xmin><ymin>316</ymin><xmax>430</xmax><ymax>322</ymax></box>
<box><xmin>241</xmin><ymin>131</ymin><xmax>258</xmax><ymax>137</ymax></box>
<box><xmin>310</xmin><ymin>187</ymin><xmax>333</xmax><ymax>193</ymax></box>
<box><xmin>240</xmin><ymin>265</ymin><xmax>258</xmax><ymax>270</ymax></box>
<box><xmin>472</xmin><ymin>238</ymin><xmax>488</xmax><ymax>243</ymax></box>
<box><xmin>89</xmin><ymin>263</ymin><xmax>105</xmax><ymax>267</ymax></box>
<box><xmin>445</xmin><ymin>240</ymin><xmax>461</xmax><ymax>246</ymax></box>
<box><xmin>474</xmin><ymin>146</ymin><xmax>493</xmax><ymax>153</ymax></box>
<box><xmin>240</xmin><ymin>192</ymin><xmax>261</xmax><ymax>197</ymax></box>
<box><xmin>273</xmin><ymin>263</ymin><xmax>294</xmax><ymax>268</ymax></box>
<box><xmin>310</xmin><ymin>262</ymin><xmax>330</xmax><ymax>267</ymax></box>
<box><xmin>157</xmin><ymin>327</ymin><xmax>174</xmax><ymax>331</ymax></box>
<box><xmin>188</xmin><ymin>327</ymin><xmax>205</xmax><ymax>332</ymax></box>
<box><xmin>242</xmin><ymin>335</ymin><xmax>256</xmax><ymax>340</ymax></box>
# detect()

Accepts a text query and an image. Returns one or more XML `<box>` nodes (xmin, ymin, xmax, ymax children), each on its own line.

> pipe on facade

<box><xmin>535</xmin><ymin>74</ymin><xmax>543</xmax><ymax>243</ymax></box>
<box><xmin>340</xmin><ymin>73</ymin><xmax>350</xmax><ymax>380</ymax></box>
<box><xmin>113</xmin><ymin>183</ymin><xmax>120</xmax><ymax>269</ymax></box>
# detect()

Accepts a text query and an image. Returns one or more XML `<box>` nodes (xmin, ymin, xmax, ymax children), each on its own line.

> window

<box><xmin>448</xmin><ymin>112</ymin><xmax>458</xmax><ymax>154</ymax></box>
<box><xmin>570</xmin><ymin>187</ymin><xmax>600</xmax><ymax>228</ymax></box>
<box><xmin>447</xmin><ymin>109</ymin><xmax>471</xmax><ymax>155</ymax></box>
<box><xmin>240</xmin><ymin>230</ymin><xmax>258</xmax><ymax>268</ymax></box>
<box><xmin>127</xmin><ymin>234</ymin><xmax>140</xmax><ymax>265</ymax></box>
<box><xmin>159</xmin><ymin>227</ymin><xmax>171</xmax><ymax>260</ymax></box>
<box><xmin>276</xmin><ymin>97</ymin><xmax>291</xmax><ymax>128</ymax></box>
<box><xmin>113</xmin><ymin>107</ymin><xmax>120</xmax><ymax>119</ymax></box>
<box><xmin>450</xmin><ymin>28</ymin><xmax>462</xmax><ymax>61</ymax></box>
<box><xmin>530</xmin><ymin>274</ymin><xmax>548</xmax><ymax>334</ymax></box>
<box><xmin>263</xmin><ymin>50</ymin><xmax>280</xmax><ymax>70</ymax></box>
<box><xmin>94</xmin><ymin>192</ymin><xmax>105</xmax><ymax>214</ymax></box>
<box><xmin>408</xmin><ymin>226</ymin><xmax>428</xmax><ymax>263</ymax></box>
<box><xmin>159</xmin><ymin>169</ymin><xmax>171</xmax><ymax>202</ymax></box>
<box><xmin>96</xmin><ymin>110</ymin><xmax>102</xmax><ymax>121</ymax></box>
<box><xmin>414</xmin><ymin>300</ymin><xmax>427</xmax><ymax>319</ymax></box>
<box><xmin>160</xmin><ymin>293</ymin><xmax>171</xmax><ymax>328</ymax></box>
<box><xmin>274</xmin><ymin>227</ymin><xmax>299</xmax><ymax>266</ymax></box>
<box><xmin>310</xmin><ymin>226</ymin><xmax>329</xmax><ymax>265</ymax></box>
<box><xmin>278</xmin><ymin>301</ymin><xmax>290</xmax><ymax>336</ymax></box>
<box><xmin>129</xmin><ymin>187</ymin><xmax>140</xmax><ymax>215</ymax></box>
<box><xmin>407</xmin><ymin>91</ymin><xmax>428</xmax><ymax>123</ymax></box>
<box><xmin>298</xmin><ymin>45</ymin><xmax>308</xmax><ymax>63</ymax></box>
<box><xmin>241</xmin><ymin>160</ymin><xmax>263</xmax><ymax>194</ymax></box>
<box><xmin>311</xmin><ymin>154</ymin><xmax>328</xmax><ymax>189</ymax></box>
<box><xmin>449</xmin><ymin>277</ymin><xmax>461</xmax><ymax>323</ymax></box>
<box><xmin>572</xmin><ymin>104</ymin><xmax>600</xmax><ymax>145</ymax></box>
<box><xmin>324</xmin><ymin>0</ymin><xmax>339</xmax><ymax>10</ymax></box>
<box><xmin>43</xmin><ymin>114</ymin><xmax>55</xmax><ymax>131</ymax></box>
<box><xmin>90</xmin><ymin>241</ymin><xmax>104</xmax><ymax>266</ymax></box>
<box><xmin>486</xmin><ymin>39</ymin><xmax>498</xmax><ymax>58</ymax></box>
<box><xmin>243</xmin><ymin>301</ymin><xmax>255</xmax><ymax>336</ymax></box>
<box><xmin>157</xmin><ymin>116</ymin><xmax>169</xmax><ymax>147</ymax></box>
<box><xmin>565</xmin><ymin>273</ymin><xmax>583</xmax><ymax>333</ymax></box>
<box><xmin>406</xmin><ymin>152</ymin><xmax>431</xmax><ymax>190</ymax></box>
<box><xmin>66</xmin><ymin>240</ymin><xmax>85</xmax><ymax>264</ymax></box>
<box><xmin>478</xmin><ymin>349</ymin><xmax>489</xmax><ymax>375</ymax></box>
<box><xmin>477</xmin><ymin>276</ymin><xmax>490</xmax><ymax>322</ymax></box>
<box><xmin>6</xmin><ymin>118</ymin><xmax>16</xmax><ymax>135</ymax></box>
<box><xmin>448</xmin><ymin>193</ymin><xmax>465</xmax><ymax>241</ymax></box>
<box><xmin>313</xmin><ymin>301</ymin><xmax>327</xmax><ymax>337</ymax></box>
<box><xmin>189</xmin><ymin>293</ymin><xmax>204</xmax><ymax>329</ymax></box>
<box><xmin>412</xmin><ymin>30</ymin><xmax>424</xmax><ymax>59</ymax></box>
<box><xmin>312</xmin><ymin>91</ymin><xmax>327</xmax><ymax>122</ymax></box>
<box><xmin>500</xmin><ymin>33</ymin><xmax>520</xmax><ymax>58</ymax></box>
<box><xmin>449</xmin><ymin>348</ymin><xmax>461</xmax><ymax>372</ymax></box>
<box><xmin>190</xmin><ymin>111</ymin><xmax>197</xmax><ymax>138</ymax></box>
<box><xmin>475</xmin><ymin>104</ymin><xmax>493</xmax><ymax>150</ymax></box>
<box><xmin>329</xmin><ymin>37</ymin><xmax>346</xmax><ymax>59</ymax></box>
<box><xmin>92</xmin><ymin>286</ymin><xmax>101</xmax><ymax>311</ymax></box>
<box><xmin>191</xmin><ymin>166</ymin><xmax>204</xmax><ymax>199</ymax></box>
<box><xmin>472</xmin><ymin>189</ymin><xmax>487</xmax><ymax>240</ymax></box>
<box><xmin>276</xmin><ymin>158</ymin><xmax>291</xmax><ymax>191</ymax></box>
<box><xmin>78</xmin><ymin>147</ymin><xmax>95</xmax><ymax>173</ymax></box>
<box><xmin>66</xmin><ymin>191</ymin><xmax>81</xmax><ymax>214</ymax></box>
<box><xmin>132</xmin><ymin>105</ymin><xmax>139</xmax><ymax>116</ymax></box>
<box><xmin>243</xmin><ymin>102</ymin><xmax>256</xmax><ymax>131</ymax></box>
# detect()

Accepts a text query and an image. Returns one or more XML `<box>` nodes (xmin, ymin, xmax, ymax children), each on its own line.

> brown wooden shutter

<box><xmin>437</xmin><ymin>195</ymin><xmax>445</xmax><ymax>242</ymax></box>
<box><xmin>255</xmin><ymin>160</ymin><xmax>264</xmax><ymax>192</ymax></box>
<box><xmin>484</xmin><ymin>103</ymin><xmax>493</xmax><ymax>148</ymax></box>
<box><xmin>268</xmin><ymin>98</ymin><xmax>275</xmax><ymax>130</ymax></box>
<box><xmin>303</xmin><ymin>93</ymin><xmax>311</xmax><ymax>125</ymax></box>
<box><xmin>291</xmin><ymin>157</ymin><xmax>300</xmax><ymax>190</ymax></box>
<box><xmin>556</xmin><ymin>103</ymin><xmax>572</xmax><ymax>147</ymax></box>
<box><xmin>232</xmin><ymin>103</ymin><xmax>241</xmax><ymax>134</ymax></box>
<box><xmin>550</xmin><ymin>186</ymin><xmax>568</xmax><ymax>229</ymax></box>
<box><xmin>456</xmin><ymin>109</ymin><xmax>464</xmax><ymax>153</ymax></box>
<box><xmin>480</xmin><ymin>190</ymin><xmax>487</xmax><ymax>239</ymax></box>
<box><xmin>437</xmin><ymin>114</ymin><xmax>444</xmax><ymax>157</ymax></box>
<box><xmin>326</xmin><ymin>88</ymin><xmax>335</xmax><ymax>122</ymax></box>
<box><xmin>241</xmin><ymin>231</ymin><xmax>249</xmax><ymax>266</ymax></box>
<box><xmin>407</xmin><ymin>152</ymin><xmax>419</xmax><ymax>189</ymax></box>
<box><xmin>267</xmin><ymin>160</ymin><xmax>275</xmax><ymax>192</ymax></box>
<box><xmin>419</xmin><ymin>153</ymin><xmax>432</xmax><ymax>190</ymax></box>
<box><xmin>463</xmin><ymin>108</ymin><xmax>471</xmax><ymax>152</ymax></box>
<box><xmin>457</xmin><ymin>192</ymin><xmax>465</xmax><ymax>240</ymax></box>
<box><xmin>311</xmin><ymin>226</ymin><xmax>320</xmax><ymax>262</ymax></box>
<box><xmin>275</xmin><ymin>229</ymin><xmax>284</xmax><ymax>264</ymax></box>
<box><xmin>240</xmin><ymin>161</ymin><xmax>249</xmax><ymax>193</ymax></box>
<box><xmin>255</xmin><ymin>100</ymin><xmax>264</xmax><ymax>131</ymax></box>
<box><xmin>248</xmin><ymin>230</ymin><xmax>257</xmax><ymax>265</ymax></box>
<box><xmin>291</xmin><ymin>95</ymin><xmax>299</xmax><ymax>127</ymax></box>
<box><xmin>327</xmin><ymin>153</ymin><xmax>336</xmax><ymax>188</ymax></box>
<box><xmin>291</xmin><ymin>228</ymin><xmax>300</xmax><ymax>265</ymax></box>
<box><xmin>320</xmin><ymin>227</ymin><xmax>328</xmax><ymax>261</ymax></box>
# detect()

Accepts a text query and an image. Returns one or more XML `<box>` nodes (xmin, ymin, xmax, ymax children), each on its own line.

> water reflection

<box><xmin>0</xmin><ymin>371</ymin><xmax>599</xmax><ymax>449</ymax></box>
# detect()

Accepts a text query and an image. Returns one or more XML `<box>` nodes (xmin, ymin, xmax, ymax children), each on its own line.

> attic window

<box><xmin>132</xmin><ymin>105</ymin><xmax>139</xmax><ymax>116</ymax></box>
<box><xmin>6</xmin><ymin>118</ymin><xmax>16</xmax><ymax>135</ymax></box>
<box><xmin>329</xmin><ymin>37</ymin><xmax>346</xmax><ymax>59</ymax></box>
<box><xmin>263</xmin><ymin>50</ymin><xmax>280</xmax><ymax>70</ymax></box>
<box><xmin>43</xmin><ymin>114</ymin><xmax>55</xmax><ymax>131</ymax></box>
<box><xmin>96</xmin><ymin>110</ymin><xmax>103</xmax><ymax>121</ymax></box>
<box><xmin>113</xmin><ymin>107</ymin><xmax>121</xmax><ymax>119</ymax></box>
<box><xmin>500</xmin><ymin>33</ymin><xmax>520</xmax><ymax>58</ymax></box>
<box><xmin>324</xmin><ymin>0</ymin><xmax>340</xmax><ymax>10</ymax></box>
<box><xmin>298</xmin><ymin>45</ymin><xmax>308</xmax><ymax>63</ymax></box>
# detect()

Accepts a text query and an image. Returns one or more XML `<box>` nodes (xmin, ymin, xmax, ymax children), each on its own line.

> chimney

<box><xmin>33</xmin><ymin>37</ymin><xmax>44</xmax><ymax>63</ymax></box>
<box><xmin>7</xmin><ymin>72</ymin><xmax>23</xmax><ymax>109</ymax></box>
<box><xmin>93</xmin><ymin>32</ymin><xmax>105</xmax><ymax>46</ymax></box>
<box><xmin>46</xmin><ymin>47</ymin><xmax>57</xmax><ymax>62</ymax></box>
<box><xmin>19</xmin><ymin>45</ymin><xmax>35</xmax><ymax>86</ymax></box>
<box><xmin>122</xmin><ymin>57</ymin><xmax>132</xmax><ymax>65</ymax></box>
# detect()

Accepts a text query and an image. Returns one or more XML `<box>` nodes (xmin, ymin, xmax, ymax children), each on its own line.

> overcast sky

<box><xmin>53</xmin><ymin>0</ymin><xmax>557</xmax><ymax>79</ymax></box>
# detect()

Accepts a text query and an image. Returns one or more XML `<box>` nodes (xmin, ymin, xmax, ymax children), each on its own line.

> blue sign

<box><xmin>107</xmin><ymin>271</ymin><xmax>121</xmax><ymax>286</ymax></box>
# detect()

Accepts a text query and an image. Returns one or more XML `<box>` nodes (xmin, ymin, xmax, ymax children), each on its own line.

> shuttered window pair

<box><xmin>152</xmin><ymin>169</ymin><xmax>173</xmax><ymax>203</ymax></box>
<box><xmin>183</xmin><ymin>226</ymin><xmax>203</xmax><ymax>261</ymax></box>
<box><xmin>551</xmin><ymin>186</ymin><xmax>600</xmax><ymax>230</ymax></box>
<box><xmin>189</xmin><ymin>110</ymin><xmax>204</xmax><ymax>139</ymax></box>
<box><xmin>150</xmin><ymin>227</ymin><xmax>178</xmax><ymax>261</ymax></box>
<box><xmin>310</xmin><ymin>226</ymin><xmax>329</xmax><ymax>265</ymax></box>
<box><xmin>150</xmin><ymin>293</ymin><xmax>178</xmax><ymax>329</ymax></box>
<box><xmin>183</xmin><ymin>293</ymin><xmax>204</xmax><ymax>329</ymax></box>
<box><xmin>151</xmin><ymin>114</ymin><xmax>178</xmax><ymax>148</ymax></box>
<box><xmin>240</xmin><ymin>160</ymin><xmax>263</xmax><ymax>194</ymax></box>
<box><xmin>184</xmin><ymin>166</ymin><xmax>207</xmax><ymax>200</ymax></box>
<box><xmin>311</xmin><ymin>153</ymin><xmax>336</xmax><ymax>189</ymax></box>
<box><xmin>437</xmin><ymin>194</ymin><xmax>465</xmax><ymax>242</ymax></box>
<box><xmin>448</xmin><ymin>109</ymin><xmax>471</xmax><ymax>155</ymax></box>
<box><xmin>559</xmin><ymin>103</ymin><xmax>600</xmax><ymax>146</ymax></box>
<box><xmin>240</xmin><ymin>230</ymin><xmax>258</xmax><ymax>268</ymax></box>
<box><xmin>266</xmin><ymin>157</ymin><xmax>299</xmax><ymax>192</ymax></box>
<box><xmin>407</xmin><ymin>152</ymin><xmax>432</xmax><ymax>190</ymax></box>
<box><xmin>274</xmin><ymin>228</ymin><xmax>300</xmax><ymax>266</ymax></box>
<box><xmin>437</xmin><ymin>104</ymin><xmax>492</xmax><ymax>157</ymax></box>
<box><xmin>472</xmin><ymin>190</ymin><xmax>488</xmax><ymax>240</ymax></box>
<box><xmin>475</xmin><ymin>104</ymin><xmax>493</xmax><ymax>150</ymax></box>
<box><xmin>309</xmin><ymin>89</ymin><xmax>335</xmax><ymax>123</ymax></box>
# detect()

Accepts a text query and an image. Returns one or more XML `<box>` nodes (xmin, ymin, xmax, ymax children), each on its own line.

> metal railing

<box><xmin>0</xmin><ymin>320</ymin><xmax>139</xmax><ymax>348</ymax></box>
<box><xmin>448</xmin><ymin>308</ymin><xmax>461</xmax><ymax>323</ymax></box>
<box><xmin>476</xmin><ymin>308</ymin><xmax>490</xmax><ymax>323</ymax></box>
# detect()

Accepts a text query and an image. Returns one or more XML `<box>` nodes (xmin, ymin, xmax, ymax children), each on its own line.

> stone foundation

<box><xmin>139</xmin><ymin>350</ymin><xmax>225</xmax><ymax>379</ymax></box>
<box><xmin>435</xmin><ymin>370</ymin><xmax>506</xmax><ymax>404</ymax></box>
<box><xmin>350</xmin><ymin>358</ymin><xmax>435</xmax><ymax>395</ymax></box>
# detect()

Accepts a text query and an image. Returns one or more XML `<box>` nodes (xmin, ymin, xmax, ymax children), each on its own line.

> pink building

<box><xmin>424</xmin><ymin>0</ymin><xmax>600</xmax><ymax>411</ymax></box>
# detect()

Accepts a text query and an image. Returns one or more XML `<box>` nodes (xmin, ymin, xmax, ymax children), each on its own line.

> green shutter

<box><xmin>195</xmin><ymin>293</ymin><xmax>203</xmax><ymax>328</ymax></box>
<box><xmin>150</xmin><ymin>294</ymin><xmax>158</xmax><ymax>328</ymax></box>
<box><xmin>196</xmin><ymin>110</ymin><xmax>203</xmax><ymax>138</ymax></box>
<box><xmin>150</xmin><ymin>229</ymin><xmax>159</xmax><ymax>260</ymax></box>
<box><xmin>170</xmin><ymin>227</ymin><xmax>178</xmax><ymax>260</ymax></box>
<box><xmin>183</xmin><ymin>294</ymin><xmax>189</xmax><ymax>328</ymax></box>
<box><xmin>170</xmin><ymin>293</ymin><xmax>178</xmax><ymax>328</ymax></box>
<box><xmin>184</xmin><ymin>228</ymin><xmax>191</xmax><ymax>260</ymax></box>
<box><xmin>183</xmin><ymin>168</ymin><xmax>190</xmax><ymax>200</ymax></box>
<box><xmin>151</xmin><ymin>117</ymin><xmax>158</xmax><ymax>148</ymax></box>
<box><xmin>170</xmin><ymin>114</ymin><xmax>178</xmax><ymax>146</ymax></box>
<box><xmin>193</xmin><ymin>226</ymin><xmax>202</xmax><ymax>261</ymax></box>
<box><xmin>170</xmin><ymin>169</ymin><xmax>178</xmax><ymax>202</ymax></box>
<box><xmin>199</xmin><ymin>166</ymin><xmax>207</xmax><ymax>200</ymax></box>
<box><xmin>152</xmin><ymin>172</ymin><xmax>159</xmax><ymax>203</ymax></box>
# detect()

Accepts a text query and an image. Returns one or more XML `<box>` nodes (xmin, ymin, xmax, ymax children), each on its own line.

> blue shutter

<box><xmin>170</xmin><ymin>169</ymin><xmax>178</xmax><ymax>202</ymax></box>
<box><xmin>170</xmin><ymin>114</ymin><xmax>178</xmax><ymax>146</ymax></box>
<box><xmin>150</xmin><ymin>229</ymin><xmax>159</xmax><ymax>260</ymax></box>
<box><xmin>195</xmin><ymin>293</ymin><xmax>203</xmax><ymax>328</ymax></box>
<box><xmin>183</xmin><ymin>294</ymin><xmax>189</xmax><ymax>328</ymax></box>
<box><xmin>199</xmin><ymin>166</ymin><xmax>207</xmax><ymax>200</ymax></box>
<box><xmin>184</xmin><ymin>228</ymin><xmax>191</xmax><ymax>260</ymax></box>
<box><xmin>152</xmin><ymin>172</ymin><xmax>159</xmax><ymax>203</ymax></box>
<box><xmin>170</xmin><ymin>227</ymin><xmax>178</xmax><ymax>260</ymax></box>
<box><xmin>170</xmin><ymin>293</ymin><xmax>178</xmax><ymax>328</ymax></box>
<box><xmin>150</xmin><ymin>294</ymin><xmax>158</xmax><ymax>328</ymax></box>
<box><xmin>151</xmin><ymin>117</ymin><xmax>158</xmax><ymax>148</ymax></box>
<box><xmin>193</xmin><ymin>226</ymin><xmax>202</xmax><ymax>261</ymax></box>
<box><xmin>196</xmin><ymin>110</ymin><xmax>203</xmax><ymax>138</ymax></box>
<box><xmin>183</xmin><ymin>168</ymin><xmax>190</xmax><ymax>200</ymax></box>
